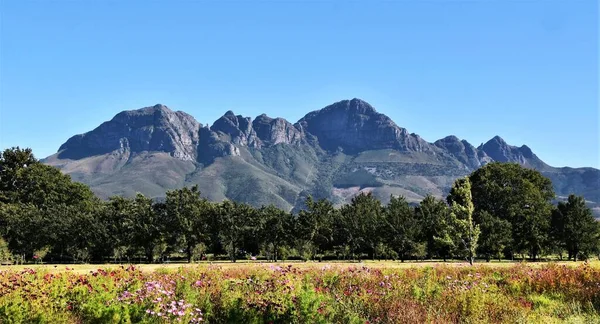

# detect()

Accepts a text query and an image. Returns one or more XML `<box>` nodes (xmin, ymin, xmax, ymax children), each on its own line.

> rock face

<box><xmin>434</xmin><ymin>135</ymin><xmax>491</xmax><ymax>169</ymax></box>
<box><xmin>58</xmin><ymin>104</ymin><xmax>201</xmax><ymax>161</ymax></box>
<box><xmin>252</xmin><ymin>114</ymin><xmax>305</xmax><ymax>146</ymax></box>
<box><xmin>297</xmin><ymin>98</ymin><xmax>431</xmax><ymax>153</ymax></box>
<box><xmin>478</xmin><ymin>136</ymin><xmax>548</xmax><ymax>169</ymax></box>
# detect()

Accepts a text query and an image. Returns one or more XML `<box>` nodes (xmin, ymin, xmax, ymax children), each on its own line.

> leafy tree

<box><xmin>102</xmin><ymin>196</ymin><xmax>136</xmax><ymax>262</ymax></box>
<box><xmin>383</xmin><ymin>195</ymin><xmax>419</xmax><ymax>262</ymax></box>
<box><xmin>447</xmin><ymin>177</ymin><xmax>480</xmax><ymax>265</ymax></box>
<box><xmin>165</xmin><ymin>186</ymin><xmax>210</xmax><ymax>263</ymax></box>
<box><xmin>415</xmin><ymin>195</ymin><xmax>452</xmax><ymax>260</ymax></box>
<box><xmin>339</xmin><ymin>192</ymin><xmax>385</xmax><ymax>260</ymax></box>
<box><xmin>469</xmin><ymin>162</ymin><xmax>555</xmax><ymax>260</ymax></box>
<box><xmin>218</xmin><ymin>200</ymin><xmax>256</xmax><ymax>262</ymax></box>
<box><xmin>297</xmin><ymin>196</ymin><xmax>336</xmax><ymax>258</ymax></box>
<box><xmin>476</xmin><ymin>210</ymin><xmax>512</xmax><ymax>262</ymax></box>
<box><xmin>0</xmin><ymin>147</ymin><xmax>37</xmax><ymax>203</ymax></box>
<box><xmin>552</xmin><ymin>195</ymin><xmax>600</xmax><ymax>261</ymax></box>
<box><xmin>129</xmin><ymin>193</ymin><xmax>165</xmax><ymax>263</ymax></box>
<box><xmin>257</xmin><ymin>204</ymin><xmax>293</xmax><ymax>261</ymax></box>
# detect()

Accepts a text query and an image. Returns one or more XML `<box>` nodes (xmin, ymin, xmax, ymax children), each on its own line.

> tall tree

<box><xmin>476</xmin><ymin>210</ymin><xmax>512</xmax><ymax>262</ymax></box>
<box><xmin>447</xmin><ymin>177</ymin><xmax>480</xmax><ymax>265</ymax></box>
<box><xmin>553</xmin><ymin>195</ymin><xmax>600</xmax><ymax>261</ymax></box>
<box><xmin>415</xmin><ymin>195</ymin><xmax>452</xmax><ymax>261</ymax></box>
<box><xmin>383</xmin><ymin>195</ymin><xmax>419</xmax><ymax>262</ymax></box>
<box><xmin>469</xmin><ymin>162</ymin><xmax>555</xmax><ymax>260</ymax></box>
<box><xmin>257</xmin><ymin>204</ymin><xmax>293</xmax><ymax>261</ymax></box>
<box><xmin>165</xmin><ymin>185</ymin><xmax>210</xmax><ymax>263</ymax></box>
<box><xmin>0</xmin><ymin>147</ymin><xmax>37</xmax><ymax>204</ymax></box>
<box><xmin>296</xmin><ymin>196</ymin><xmax>336</xmax><ymax>258</ymax></box>
<box><xmin>130</xmin><ymin>193</ymin><xmax>165</xmax><ymax>263</ymax></box>
<box><xmin>218</xmin><ymin>200</ymin><xmax>256</xmax><ymax>262</ymax></box>
<box><xmin>339</xmin><ymin>192</ymin><xmax>385</xmax><ymax>260</ymax></box>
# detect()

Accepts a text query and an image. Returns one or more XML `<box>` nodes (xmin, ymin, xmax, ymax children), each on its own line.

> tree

<box><xmin>296</xmin><ymin>196</ymin><xmax>336</xmax><ymax>259</ymax></box>
<box><xmin>217</xmin><ymin>200</ymin><xmax>255</xmax><ymax>262</ymax></box>
<box><xmin>0</xmin><ymin>147</ymin><xmax>37</xmax><ymax>204</ymax></box>
<box><xmin>553</xmin><ymin>195</ymin><xmax>600</xmax><ymax>261</ymax></box>
<box><xmin>257</xmin><ymin>204</ymin><xmax>293</xmax><ymax>262</ymax></box>
<box><xmin>339</xmin><ymin>192</ymin><xmax>385</xmax><ymax>260</ymax></box>
<box><xmin>165</xmin><ymin>186</ymin><xmax>210</xmax><ymax>263</ymax></box>
<box><xmin>383</xmin><ymin>195</ymin><xmax>419</xmax><ymax>262</ymax></box>
<box><xmin>469</xmin><ymin>162</ymin><xmax>555</xmax><ymax>260</ymax></box>
<box><xmin>476</xmin><ymin>210</ymin><xmax>512</xmax><ymax>262</ymax></box>
<box><xmin>447</xmin><ymin>177</ymin><xmax>480</xmax><ymax>265</ymax></box>
<box><xmin>415</xmin><ymin>195</ymin><xmax>452</xmax><ymax>261</ymax></box>
<box><xmin>129</xmin><ymin>194</ymin><xmax>165</xmax><ymax>263</ymax></box>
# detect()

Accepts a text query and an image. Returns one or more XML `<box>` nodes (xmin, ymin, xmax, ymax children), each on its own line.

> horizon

<box><xmin>1</xmin><ymin>1</ymin><xmax>598</xmax><ymax>168</ymax></box>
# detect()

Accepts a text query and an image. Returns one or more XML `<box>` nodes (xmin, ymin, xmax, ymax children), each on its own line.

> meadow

<box><xmin>1</xmin><ymin>261</ymin><xmax>599</xmax><ymax>323</ymax></box>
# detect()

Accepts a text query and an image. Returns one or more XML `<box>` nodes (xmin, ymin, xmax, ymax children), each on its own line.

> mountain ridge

<box><xmin>44</xmin><ymin>98</ymin><xmax>600</xmax><ymax>215</ymax></box>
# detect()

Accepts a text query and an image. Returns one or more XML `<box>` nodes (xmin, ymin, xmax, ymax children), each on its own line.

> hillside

<box><xmin>43</xmin><ymin>99</ymin><xmax>600</xmax><ymax>214</ymax></box>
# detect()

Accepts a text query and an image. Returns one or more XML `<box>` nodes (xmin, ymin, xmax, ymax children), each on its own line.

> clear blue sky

<box><xmin>1</xmin><ymin>0</ymin><xmax>598</xmax><ymax>168</ymax></box>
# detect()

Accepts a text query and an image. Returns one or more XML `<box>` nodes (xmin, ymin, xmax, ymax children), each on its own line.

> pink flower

<box><xmin>251</xmin><ymin>256</ymin><xmax>257</xmax><ymax>260</ymax></box>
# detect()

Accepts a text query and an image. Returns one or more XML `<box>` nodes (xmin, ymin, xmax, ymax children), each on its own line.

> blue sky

<box><xmin>0</xmin><ymin>0</ymin><xmax>598</xmax><ymax>168</ymax></box>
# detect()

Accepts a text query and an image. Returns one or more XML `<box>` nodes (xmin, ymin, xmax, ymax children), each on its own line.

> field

<box><xmin>1</xmin><ymin>261</ymin><xmax>600</xmax><ymax>323</ymax></box>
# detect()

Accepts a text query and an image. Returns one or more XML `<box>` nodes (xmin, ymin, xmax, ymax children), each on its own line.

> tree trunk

<box><xmin>186</xmin><ymin>244</ymin><xmax>193</xmax><ymax>263</ymax></box>
<box><xmin>145</xmin><ymin>247</ymin><xmax>154</xmax><ymax>264</ymax></box>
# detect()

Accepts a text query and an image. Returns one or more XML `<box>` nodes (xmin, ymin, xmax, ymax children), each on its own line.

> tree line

<box><xmin>0</xmin><ymin>147</ymin><xmax>598</xmax><ymax>264</ymax></box>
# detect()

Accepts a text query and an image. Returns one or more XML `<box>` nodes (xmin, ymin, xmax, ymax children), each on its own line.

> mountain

<box><xmin>43</xmin><ymin>99</ymin><xmax>600</xmax><ymax>216</ymax></box>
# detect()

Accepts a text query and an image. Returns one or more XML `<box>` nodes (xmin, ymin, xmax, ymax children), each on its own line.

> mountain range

<box><xmin>43</xmin><ymin>98</ymin><xmax>600</xmax><ymax>216</ymax></box>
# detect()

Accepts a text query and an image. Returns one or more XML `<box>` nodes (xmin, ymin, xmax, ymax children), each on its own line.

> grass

<box><xmin>5</xmin><ymin>259</ymin><xmax>599</xmax><ymax>274</ymax></box>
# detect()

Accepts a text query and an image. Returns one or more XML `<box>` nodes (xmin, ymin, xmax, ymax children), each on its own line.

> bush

<box><xmin>0</xmin><ymin>237</ymin><xmax>12</xmax><ymax>262</ymax></box>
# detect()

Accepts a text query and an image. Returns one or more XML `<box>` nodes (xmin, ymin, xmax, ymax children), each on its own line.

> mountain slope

<box><xmin>43</xmin><ymin>99</ymin><xmax>600</xmax><ymax>215</ymax></box>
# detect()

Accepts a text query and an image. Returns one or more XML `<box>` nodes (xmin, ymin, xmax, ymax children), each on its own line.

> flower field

<box><xmin>1</xmin><ymin>262</ymin><xmax>599</xmax><ymax>323</ymax></box>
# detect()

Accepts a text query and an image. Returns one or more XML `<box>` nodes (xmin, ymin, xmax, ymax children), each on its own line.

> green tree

<box><xmin>476</xmin><ymin>210</ymin><xmax>512</xmax><ymax>262</ymax></box>
<box><xmin>383</xmin><ymin>195</ymin><xmax>419</xmax><ymax>262</ymax></box>
<box><xmin>339</xmin><ymin>192</ymin><xmax>385</xmax><ymax>260</ymax></box>
<box><xmin>218</xmin><ymin>200</ymin><xmax>255</xmax><ymax>262</ymax></box>
<box><xmin>165</xmin><ymin>185</ymin><xmax>211</xmax><ymax>263</ymax></box>
<box><xmin>0</xmin><ymin>147</ymin><xmax>37</xmax><ymax>204</ymax></box>
<box><xmin>130</xmin><ymin>193</ymin><xmax>165</xmax><ymax>263</ymax></box>
<box><xmin>447</xmin><ymin>177</ymin><xmax>480</xmax><ymax>265</ymax></box>
<box><xmin>553</xmin><ymin>194</ymin><xmax>600</xmax><ymax>261</ymax></box>
<box><xmin>257</xmin><ymin>204</ymin><xmax>293</xmax><ymax>261</ymax></box>
<box><xmin>415</xmin><ymin>195</ymin><xmax>452</xmax><ymax>260</ymax></box>
<box><xmin>469</xmin><ymin>162</ymin><xmax>555</xmax><ymax>260</ymax></box>
<box><xmin>296</xmin><ymin>196</ymin><xmax>336</xmax><ymax>258</ymax></box>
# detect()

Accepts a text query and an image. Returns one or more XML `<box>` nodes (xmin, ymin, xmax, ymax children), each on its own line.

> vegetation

<box><xmin>1</xmin><ymin>262</ymin><xmax>600</xmax><ymax>323</ymax></box>
<box><xmin>0</xmin><ymin>146</ymin><xmax>598</xmax><ymax>264</ymax></box>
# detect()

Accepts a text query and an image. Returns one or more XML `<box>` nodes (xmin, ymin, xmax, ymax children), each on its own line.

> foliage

<box><xmin>552</xmin><ymin>194</ymin><xmax>600</xmax><ymax>261</ymax></box>
<box><xmin>0</xmin><ymin>148</ymin><xmax>597</xmax><ymax>264</ymax></box>
<box><xmin>447</xmin><ymin>177</ymin><xmax>480</xmax><ymax>265</ymax></box>
<box><xmin>1</xmin><ymin>263</ymin><xmax>600</xmax><ymax>323</ymax></box>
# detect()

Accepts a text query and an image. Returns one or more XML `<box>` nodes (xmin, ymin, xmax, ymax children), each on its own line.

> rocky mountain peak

<box><xmin>297</xmin><ymin>99</ymin><xmax>430</xmax><ymax>153</ymax></box>
<box><xmin>479</xmin><ymin>136</ymin><xmax>547</xmax><ymax>169</ymax></box>
<box><xmin>57</xmin><ymin>104</ymin><xmax>201</xmax><ymax>161</ymax></box>
<box><xmin>434</xmin><ymin>135</ymin><xmax>486</xmax><ymax>169</ymax></box>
